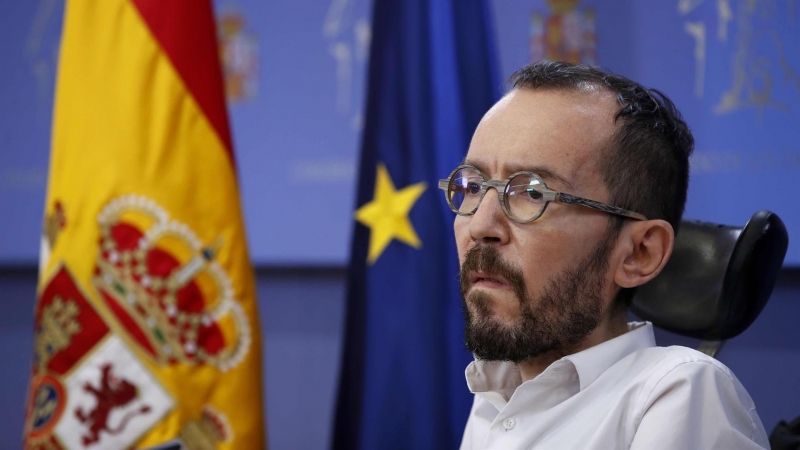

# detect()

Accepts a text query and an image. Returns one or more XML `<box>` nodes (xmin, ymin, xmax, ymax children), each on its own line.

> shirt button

<box><xmin>503</xmin><ymin>417</ymin><xmax>516</xmax><ymax>430</ymax></box>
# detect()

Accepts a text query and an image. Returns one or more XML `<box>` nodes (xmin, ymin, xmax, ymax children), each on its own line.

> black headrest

<box><xmin>630</xmin><ymin>210</ymin><xmax>789</xmax><ymax>340</ymax></box>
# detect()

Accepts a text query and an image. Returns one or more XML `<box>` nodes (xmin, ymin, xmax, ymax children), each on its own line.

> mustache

<box><xmin>459</xmin><ymin>245</ymin><xmax>528</xmax><ymax>303</ymax></box>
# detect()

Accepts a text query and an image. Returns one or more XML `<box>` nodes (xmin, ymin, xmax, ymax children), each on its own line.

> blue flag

<box><xmin>333</xmin><ymin>0</ymin><xmax>499</xmax><ymax>448</ymax></box>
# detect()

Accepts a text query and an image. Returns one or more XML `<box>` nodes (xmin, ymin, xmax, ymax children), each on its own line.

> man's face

<box><xmin>456</xmin><ymin>86</ymin><xmax>622</xmax><ymax>362</ymax></box>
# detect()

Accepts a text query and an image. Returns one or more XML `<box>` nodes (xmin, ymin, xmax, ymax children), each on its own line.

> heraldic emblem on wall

<box><xmin>218</xmin><ymin>5</ymin><xmax>259</xmax><ymax>102</ymax></box>
<box><xmin>25</xmin><ymin>195</ymin><xmax>248</xmax><ymax>449</ymax></box>
<box><xmin>529</xmin><ymin>0</ymin><xmax>597</xmax><ymax>65</ymax></box>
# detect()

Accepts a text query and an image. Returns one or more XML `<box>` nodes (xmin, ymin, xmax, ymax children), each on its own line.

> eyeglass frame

<box><xmin>437</xmin><ymin>164</ymin><xmax>648</xmax><ymax>224</ymax></box>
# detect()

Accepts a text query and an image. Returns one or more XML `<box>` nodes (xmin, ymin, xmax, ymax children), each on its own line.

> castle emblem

<box><xmin>35</xmin><ymin>296</ymin><xmax>81</xmax><ymax>373</ymax></box>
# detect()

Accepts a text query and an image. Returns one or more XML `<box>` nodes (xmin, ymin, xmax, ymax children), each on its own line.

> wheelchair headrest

<box><xmin>630</xmin><ymin>210</ymin><xmax>789</xmax><ymax>340</ymax></box>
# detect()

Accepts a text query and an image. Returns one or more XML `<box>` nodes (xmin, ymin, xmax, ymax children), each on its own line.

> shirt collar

<box><xmin>465</xmin><ymin>359</ymin><xmax>522</xmax><ymax>410</ymax></box>
<box><xmin>465</xmin><ymin>321</ymin><xmax>657</xmax><ymax>398</ymax></box>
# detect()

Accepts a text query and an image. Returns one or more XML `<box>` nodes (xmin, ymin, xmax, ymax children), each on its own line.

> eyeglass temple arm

<box><xmin>438</xmin><ymin>179</ymin><xmax>449</xmax><ymax>190</ymax></box>
<box><xmin>556</xmin><ymin>193</ymin><xmax>648</xmax><ymax>221</ymax></box>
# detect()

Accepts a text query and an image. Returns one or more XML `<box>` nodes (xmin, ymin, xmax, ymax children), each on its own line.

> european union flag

<box><xmin>333</xmin><ymin>0</ymin><xmax>499</xmax><ymax>448</ymax></box>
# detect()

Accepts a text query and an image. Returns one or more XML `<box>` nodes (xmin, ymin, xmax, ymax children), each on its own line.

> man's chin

<box><xmin>464</xmin><ymin>322</ymin><xmax>536</xmax><ymax>363</ymax></box>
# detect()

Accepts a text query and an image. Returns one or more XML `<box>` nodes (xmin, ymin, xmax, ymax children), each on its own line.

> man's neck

<box><xmin>516</xmin><ymin>314</ymin><xmax>629</xmax><ymax>383</ymax></box>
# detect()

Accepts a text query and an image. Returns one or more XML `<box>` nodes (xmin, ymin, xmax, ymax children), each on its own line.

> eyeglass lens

<box><xmin>447</xmin><ymin>167</ymin><xmax>547</xmax><ymax>221</ymax></box>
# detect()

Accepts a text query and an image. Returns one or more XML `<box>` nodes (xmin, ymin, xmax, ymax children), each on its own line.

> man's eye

<box><xmin>527</xmin><ymin>189</ymin><xmax>543</xmax><ymax>200</ymax></box>
<box><xmin>467</xmin><ymin>182</ymin><xmax>482</xmax><ymax>195</ymax></box>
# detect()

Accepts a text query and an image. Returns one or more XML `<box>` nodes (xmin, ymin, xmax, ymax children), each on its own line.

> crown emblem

<box><xmin>92</xmin><ymin>195</ymin><xmax>250</xmax><ymax>372</ymax></box>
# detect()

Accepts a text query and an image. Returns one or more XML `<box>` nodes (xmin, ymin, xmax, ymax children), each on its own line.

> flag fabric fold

<box><xmin>333</xmin><ymin>0</ymin><xmax>499</xmax><ymax>448</ymax></box>
<box><xmin>24</xmin><ymin>0</ymin><xmax>265</xmax><ymax>448</ymax></box>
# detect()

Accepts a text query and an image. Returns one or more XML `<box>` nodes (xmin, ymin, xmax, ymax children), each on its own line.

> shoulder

<box><xmin>626</xmin><ymin>346</ymin><xmax>768</xmax><ymax>449</ymax></box>
<box><xmin>634</xmin><ymin>345</ymin><xmax>750</xmax><ymax>407</ymax></box>
<box><xmin>639</xmin><ymin>345</ymin><xmax>736</xmax><ymax>381</ymax></box>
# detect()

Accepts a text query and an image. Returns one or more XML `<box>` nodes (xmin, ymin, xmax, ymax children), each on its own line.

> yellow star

<box><xmin>355</xmin><ymin>163</ymin><xmax>427</xmax><ymax>264</ymax></box>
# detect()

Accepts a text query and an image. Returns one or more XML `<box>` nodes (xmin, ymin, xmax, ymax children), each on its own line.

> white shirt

<box><xmin>461</xmin><ymin>322</ymin><xmax>769</xmax><ymax>449</ymax></box>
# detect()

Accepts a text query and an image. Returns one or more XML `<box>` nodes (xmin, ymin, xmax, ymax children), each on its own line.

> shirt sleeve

<box><xmin>630</xmin><ymin>359</ymin><xmax>769</xmax><ymax>450</ymax></box>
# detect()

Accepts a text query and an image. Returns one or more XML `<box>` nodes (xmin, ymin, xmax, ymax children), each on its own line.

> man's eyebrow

<box><xmin>462</xmin><ymin>158</ymin><xmax>574</xmax><ymax>190</ymax></box>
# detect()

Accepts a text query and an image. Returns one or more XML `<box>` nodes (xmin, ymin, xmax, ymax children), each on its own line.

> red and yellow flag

<box><xmin>24</xmin><ymin>0</ymin><xmax>265</xmax><ymax>448</ymax></box>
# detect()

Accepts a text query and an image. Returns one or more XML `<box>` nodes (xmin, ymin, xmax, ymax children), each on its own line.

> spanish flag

<box><xmin>24</xmin><ymin>0</ymin><xmax>265</xmax><ymax>448</ymax></box>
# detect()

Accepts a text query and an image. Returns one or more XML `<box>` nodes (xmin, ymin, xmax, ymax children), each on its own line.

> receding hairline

<box><xmin>506</xmin><ymin>81</ymin><xmax>623</xmax><ymax>111</ymax></box>
<box><xmin>505</xmin><ymin>82</ymin><xmax>627</xmax><ymax>147</ymax></box>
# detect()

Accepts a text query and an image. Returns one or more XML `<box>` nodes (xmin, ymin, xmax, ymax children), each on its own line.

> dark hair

<box><xmin>509</xmin><ymin>60</ymin><xmax>693</xmax><ymax>233</ymax></box>
<box><xmin>509</xmin><ymin>60</ymin><xmax>694</xmax><ymax>308</ymax></box>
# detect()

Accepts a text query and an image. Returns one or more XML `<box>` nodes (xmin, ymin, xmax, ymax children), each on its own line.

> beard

<box><xmin>459</xmin><ymin>227</ymin><xmax>618</xmax><ymax>363</ymax></box>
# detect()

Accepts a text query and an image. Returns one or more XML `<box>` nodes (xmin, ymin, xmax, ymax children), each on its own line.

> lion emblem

<box><xmin>74</xmin><ymin>363</ymin><xmax>151</xmax><ymax>446</ymax></box>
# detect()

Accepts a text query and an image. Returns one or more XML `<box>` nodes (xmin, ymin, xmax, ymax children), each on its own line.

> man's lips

<box><xmin>468</xmin><ymin>271</ymin><xmax>511</xmax><ymax>290</ymax></box>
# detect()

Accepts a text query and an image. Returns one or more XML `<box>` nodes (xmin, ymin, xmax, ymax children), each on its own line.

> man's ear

<box><xmin>614</xmin><ymin>220</ymin><xmax>674</xmax><ymax>289</ymax></box>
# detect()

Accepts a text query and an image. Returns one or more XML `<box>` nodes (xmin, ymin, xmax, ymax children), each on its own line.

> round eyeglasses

<box><xmin>437</xmin><ymin>165</ymin><xmax>648</xmax><ymax>223</ymax></box>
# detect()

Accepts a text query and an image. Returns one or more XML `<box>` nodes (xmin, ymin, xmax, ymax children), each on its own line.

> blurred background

<box><xmin>1</xmin><ymin>0</ymin><xmax>799</xmax><ymax>448</ymax></box>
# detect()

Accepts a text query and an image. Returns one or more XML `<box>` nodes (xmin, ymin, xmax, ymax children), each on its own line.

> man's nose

<box><xmin>468</xmin><ymin>187</ymin><xmax>510</xmax><ymax>245</ymax></box>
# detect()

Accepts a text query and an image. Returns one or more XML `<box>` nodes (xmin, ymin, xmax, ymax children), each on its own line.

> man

<box><xmin>439</xmin><ymin>60</ymin><xmax>769</xmax><ymax>449</ymax></box>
